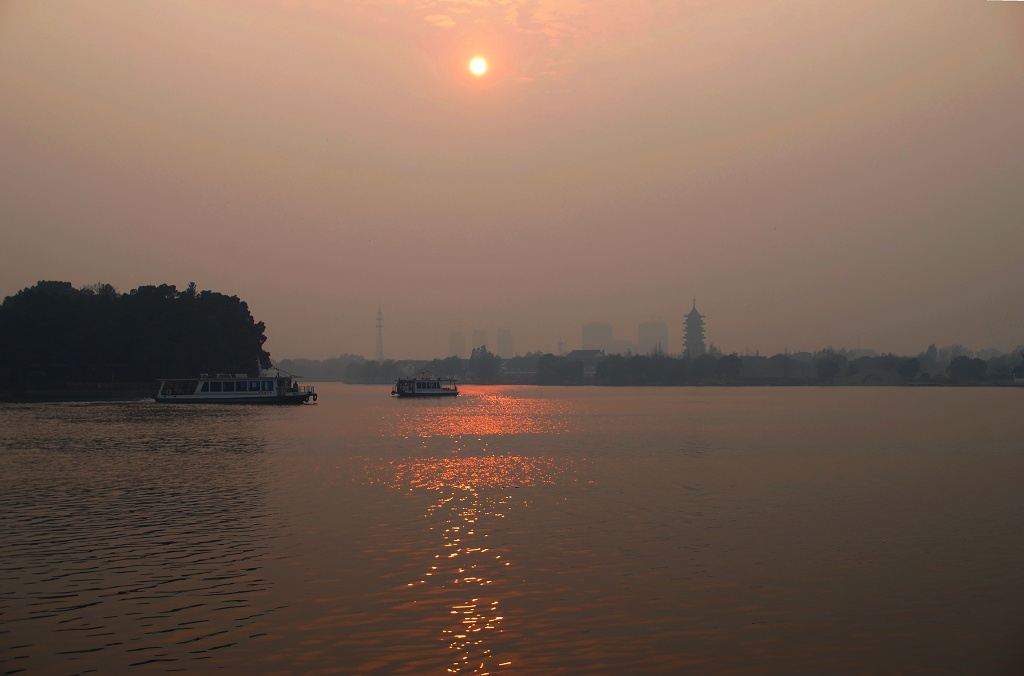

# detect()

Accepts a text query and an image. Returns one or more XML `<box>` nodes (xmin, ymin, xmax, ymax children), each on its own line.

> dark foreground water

<box><xmin>1</xmin><ymin>385</ymin><xmax>1022</xmax><ymax>674</ymax></box>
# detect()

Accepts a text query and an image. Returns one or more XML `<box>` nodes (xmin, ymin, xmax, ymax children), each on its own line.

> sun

<box><xmin>469</xmin><ymin>57</ymin><xmax>488</xmax><ymax>76</ymax></box>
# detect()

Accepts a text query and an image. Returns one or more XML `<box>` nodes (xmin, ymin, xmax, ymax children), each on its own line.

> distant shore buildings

<box><xmin>448</xmin><ymin>327</ymin><xmax>512</xmax><ymax>358</ymax></box>
<box><xmin>443</xmin><ymin>297</ymin><xmax>705</xmax><ymax>360</ymax></box>
<box><xmin>582</xmin><ymin>322</ymin><xmax>634</xmax><ymax>355</ymax></box>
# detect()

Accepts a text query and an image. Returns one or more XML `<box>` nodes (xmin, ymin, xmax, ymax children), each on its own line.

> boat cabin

<box><xmin>156</xmin><ymin>371</ymin><xmax>315</xmax><ymax>404</ymax></box>
<box><xmin>391</xmin><ymin>373</ymin><xmax>459</xmax><ymax>397</ymax></box>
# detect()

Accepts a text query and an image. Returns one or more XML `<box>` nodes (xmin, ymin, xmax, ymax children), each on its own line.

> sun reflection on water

<box><xmin>387</xmin><ymin>453</ymin><xmax>569</xmax><ymax>491</ymax></box>
<box><xmin>370</xmin><ymin>453</ymin><xmax>578</xmax><ymax>673</ymax></box>
<box><xmin>369</xmin><ymin>389</ymin><xmax>581</xmax><ymax>673</ymax></box>
<box><xmin>392</xmin><ymin>388</ymin><xmax>577</xmax><ymax>438</ymax></box>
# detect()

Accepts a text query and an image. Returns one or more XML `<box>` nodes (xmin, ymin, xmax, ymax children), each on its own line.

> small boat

<box><xmin>391</xmin><ymin>372</ymin><xmax>459</xmax><ymax>398</ymax></box>
<box><xmin>156</xmin><ymin>367</ymin><xmax>316</xmax><ymax>404</ymax></box>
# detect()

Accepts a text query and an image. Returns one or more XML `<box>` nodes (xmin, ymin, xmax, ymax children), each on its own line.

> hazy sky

<box><xmin>2</xmin><ymin>1</ymin><xmax>1022</xmax><ymax>360</ymax></box>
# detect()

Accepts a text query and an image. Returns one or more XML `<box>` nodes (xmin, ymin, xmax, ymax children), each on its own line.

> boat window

<box><xmin>223</xmin><ymin>381</ymin><xmax>235</xmax><ymax>392</ymax></box>
<box><xmin>210</xmin><ymin>381</ymin><xmax>222</xmax><ymax>392</ymax></box>
<box><xmin>263</xmin><ymin>380</ymin><xmax>274</xmax><ymax>391</ymax></box>
<box><xmin>201</xmin><ymin>382</ymin><xmax>210</xmax><ymax>392</ymax></box>
<box><xmin>250</xmin><ymin>381</ymin><xmax>259</xmax><ymax>392</ymax></box>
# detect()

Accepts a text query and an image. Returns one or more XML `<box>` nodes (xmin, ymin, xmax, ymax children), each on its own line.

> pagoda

<box><xmin>683</xmin><ymin>299</ymin><xmax>706</xmax><ymax>357</ymax></box>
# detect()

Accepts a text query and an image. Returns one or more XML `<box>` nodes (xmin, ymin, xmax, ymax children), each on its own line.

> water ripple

<box><xmin>0</xmin><ymin>402</ymin><xmax>284</xmax><ymax>673</ymax></box>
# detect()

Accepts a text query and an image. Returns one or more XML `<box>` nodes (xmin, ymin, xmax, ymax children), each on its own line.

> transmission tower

<box><xmin>375</xmin><ymin>306</ymin><xmax>384</xmax><ymax>362</ymax></box>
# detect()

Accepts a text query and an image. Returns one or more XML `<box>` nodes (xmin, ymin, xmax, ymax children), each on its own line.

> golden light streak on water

<box><xmin>391</xmin><ymin>388</ymin><xmax>577</xmax><ymax>439</ymax></box>
<box><xmin>370</xmin><ymin>447</ymin><xmax>578</xmax><ymax>674</ymax></box>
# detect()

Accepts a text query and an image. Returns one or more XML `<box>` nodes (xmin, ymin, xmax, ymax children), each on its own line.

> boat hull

<box><xmin>154</xmin><ymin>392</ymin><xmax>313</xmax><ymax>404</ymax></box>
<box><xmin>391</xmin><ymin>390</ymin><xmax>458</xmax><ymax>398</ymax></box>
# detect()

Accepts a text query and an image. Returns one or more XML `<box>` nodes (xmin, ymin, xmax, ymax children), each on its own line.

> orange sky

<box><xmin>2</xmin><ymin>1</ymin><xmax>1023</xmax><ymax>359</ymax></box>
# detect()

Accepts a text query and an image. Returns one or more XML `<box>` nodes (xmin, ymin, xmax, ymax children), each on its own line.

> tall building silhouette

<box><xmin>638</xmin><ymin>321</ymin><xmax>669</xmax><ymax>355</ymax></box>
<box><xmin>448</xmin><ymin>331</ymin><xmax>466</xmax><ymax>358</ymax></box>
<box><xmin>683</xmin><ymin>300</ymin><xmax>706</xmax><ymax>357</ymax></box>
<box><xmin>496</xmin><ymin>328</ymin><xmax>513</xmax><ymax>358</ymax></box>
<box><xmin>375</xmin><ymin>306</ymin><xmax>384</xmax><ymax>362</ymax></box>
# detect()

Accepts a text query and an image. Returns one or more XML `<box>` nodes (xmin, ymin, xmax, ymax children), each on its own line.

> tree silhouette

<box><xmin>948</xmin><ymin>355</ymin><xmax>986</xmax><ymax>382</ymax></box>
<box><xmin>815</xmin><ymin>359</ymin><xmax>841</xmax><ymax>383</ymax></box>
<box><xmin>469</xmin><ymin>345</ymin><xmax>502</xmax><ymax>384</ymax></box>
<box><xmin>538</xmin><ymin>354</ymin><xmax>585</xmax><ymax>385</ymax></box>
<box><xmin>0</xmin><ymin>281</ymin><xmax>271</xmax><ymax>387</ymax></box>
<box><xmin>897</xmin><ymin>357</ymin><xmax>920</xmax><ymax>382</ymax></box>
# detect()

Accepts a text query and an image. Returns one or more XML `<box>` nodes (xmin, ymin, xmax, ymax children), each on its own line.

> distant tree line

<box><xmin>590</xmin><ymin>352</ymin><xmax>745</xmax><ymax>386</ymax></box>
<box><xmin>300</xmin><ymin>346</ymin><xmax>1023</xmax><ymax>387</ymax></box>
<box><xmin>0</xmin><ymin>280</ymin><xmax>270</xmax><ymax>391</ymax></box>
<box><xmin>805</xmin><ymin>347</ymin><xmax>1019</xmax><ymax>386</ymax></box>
<box><xmin>318</xmin><ymin>347</ymin><xmax>503</xmax><ymax>385</ymax></box>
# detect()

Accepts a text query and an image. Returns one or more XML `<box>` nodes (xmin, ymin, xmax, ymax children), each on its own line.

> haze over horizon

<box><xmin>2</xmin><ymin>1</ymin><xmax>1023</xmax><ymax>361</ymax></box>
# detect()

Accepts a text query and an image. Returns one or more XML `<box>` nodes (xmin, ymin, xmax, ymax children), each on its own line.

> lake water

<box><xmin>2</xmin><ymin>384</ymin><xmax>1022</xmax><ymax>674</ymax></box>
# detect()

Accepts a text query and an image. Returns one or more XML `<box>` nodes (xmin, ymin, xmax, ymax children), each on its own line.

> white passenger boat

<box><xmin>156</xmin><ymin>368</ymin><xmax>316</xmax><ymax>404</ymax></box>
<box><xmin>391</xmin><ymin>372</ymin><xmax>458</xmax><ymax>398</ymax></box>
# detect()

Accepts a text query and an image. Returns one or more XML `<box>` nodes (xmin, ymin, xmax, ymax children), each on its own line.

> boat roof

<box><xmin>397</xmin><ymin>371</ymin><xmax>457</xmax><ymax>382</ymax></box>
<box><xmin>159</xmin><ymin>372</ymin><xmax>296</xmax><ymax>381</ymax></box>
<box><xmin>159</xmin><ymin>364</ymin><xmax>304</xmax><ymax>382</ymax></box>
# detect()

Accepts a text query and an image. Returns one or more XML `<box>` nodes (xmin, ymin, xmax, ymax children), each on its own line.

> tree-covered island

<box><xmin>0</xmin><ymin>281</ymin><xmax>271</xmax><ymax>399</ymax></box>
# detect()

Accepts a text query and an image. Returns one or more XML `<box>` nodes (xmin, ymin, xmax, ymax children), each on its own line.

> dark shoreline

<box><xmin>1</xmin><ymin>382</ymin><xmax>156</xmax><ymax>403</ymax></box>
<box><xmin>4</xmin><ymin>381</ymin><xmax>1018</xmax><ymax>403</ymax></box>
<box><xmin>1</xmin><ymin>390</ymin><xmax>155</xmax><ymax>403</ymax></box>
